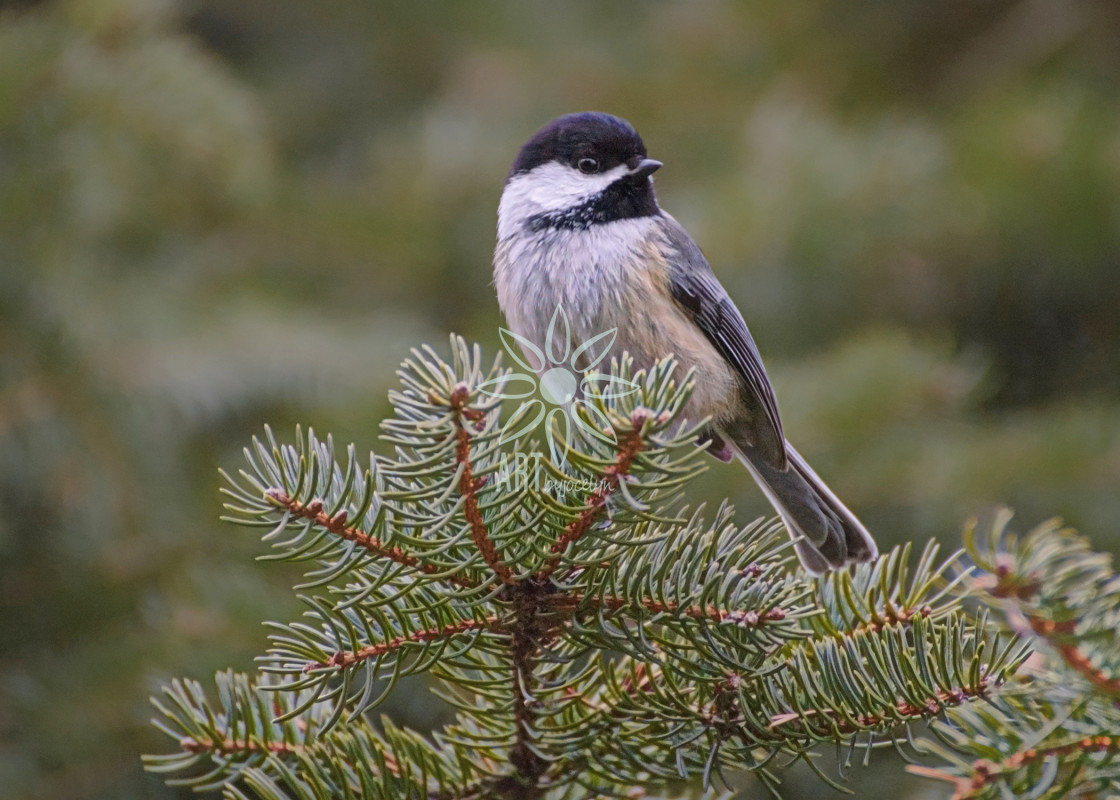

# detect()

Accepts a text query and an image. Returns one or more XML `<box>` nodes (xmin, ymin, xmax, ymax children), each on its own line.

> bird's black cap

<box><xmin>509</xmin><ymin>112</ymin><xmax>649</xmax><ymax>179</ymax></box>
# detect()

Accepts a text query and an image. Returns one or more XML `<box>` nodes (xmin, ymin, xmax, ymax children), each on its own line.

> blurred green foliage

<box><xmin>1</xmin><ymin>0</ymin><xmax>1118</xmax><ymax>797</ymax></box>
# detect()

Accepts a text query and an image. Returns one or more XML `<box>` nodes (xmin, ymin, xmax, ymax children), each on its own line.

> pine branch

<box><xmin>447</xmin><ymin>383</ymin><xmax>515</xmax><ymax>585</ymax></box>
<box><xmin>537</xmin><ymin>416</ymin><xmax>647</xmax><ymax>580</ymax></box>
<box><xmin>151</xmin><ymin>337</ymin><xmax>1111</xmax><ymax>799</ymax></box>
<box><xmin>560</xmin><ymin>591</ymin><xmax>790</xmax><ymax>626</ymax></box>
<box><xmin>808</xmin><ymin>540</ymin><xmax>967</xmax><ymax>637</ymax></box>
<box><xmin>907</xmin><ymin>512</ymin><xmax>1120</xmax><ymax>799</ymax></box>
<box><xmin>505</xmin><ymin>582</ymin><xmax>550</xmax><ymax>798</ymax></box>
<box><xmin>309</xmin><ymin>616</ymin><xmax>502</xmax><ymax>672</ymax></box>
<box><xmin>1021</xmin><ymin>614</ymin><xmax>1120</xmax><ymax>698</ymax></box>
<box><xmin>911</xmin><ymin>734</ymin><xmax>1120</xmax><ymax>800</ymax></box>
<box><xmin>265</xmin><ymin>489</ymin><xmax>479</xmax><ymax>589</ymax></box>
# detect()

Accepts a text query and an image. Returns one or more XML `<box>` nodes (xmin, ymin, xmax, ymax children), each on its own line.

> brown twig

<box><xmin>977</xmin><ymin>557</ymin><xmax>1120</xmax><ymax>697</ymax></box>
<box><xmin>266</xmin><ymin>490</ymin><xmax>478</xmax><ymax>589</ymax></box>
<box><xmin>556</xmin><ymin>592</ymin><xmax>788</xmax><ymax>627</ymax></box>
<box><xmin>1025</xmin><ymin>614</ymin><xmax>1120</xmax><ymax>697</ymax></box>
<box><xmin>769</xmin><ymin>679</ymin><xmax>990</xmax><ymax>736</ymax></box>
<box><xmin>505</xmin><ymin>582</ymin><xmax>549</xmax><ymax>799</ymax></box>
<box><xmin>855</xmin><ymin>604</ymin><xmax>934</xmax><ymax>634</ymax></box>
<box><xmin>908</xmin><ymin>734</ymin><xmax>1120</xmax><ymax>800</ymax></box>
<box><xmin>536</xmin><ymin>410</ymin><xmax>648</xmax><ymax>580</ymax></box>
<box><xmin>705</xmin><ymin>673</ymin><xmax>775</xmax><ymax>747</ymax></box>
<box><xmin>974</xmin><ymin>555</ymin><xmax>1042</xmax><ymax>601</ymax></box>
<box><xmin>307</xmin><ymin>616</ymin><xmax>502</xmax><ymax>672</ymax></box>
<box><xmin>447</xmin><ymin>383</ymin><xmax>516</xmax><ymax>585</ymax></box>
<box><xmin>183</xmin><ymin>735</ymin><xmax>410</xmax><ymax>784</ymax></box>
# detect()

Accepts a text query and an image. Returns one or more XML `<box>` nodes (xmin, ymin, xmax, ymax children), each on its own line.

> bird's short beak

<box><xmin>627</xmin><ymin>157</ymin><xmax>662</xmax><ymax>179</ymax></box>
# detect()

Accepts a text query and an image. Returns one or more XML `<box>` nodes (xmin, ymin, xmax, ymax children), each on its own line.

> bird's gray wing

<box><xmin>661</xmin><ymin>216</ymin><xmax>787</xmax><ymax>469</ymax></box>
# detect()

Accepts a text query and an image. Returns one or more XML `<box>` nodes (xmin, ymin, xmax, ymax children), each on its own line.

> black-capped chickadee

<box><xmin>493</xmin><ymin>111</ymin><xmax>877</xmax><ymax>574</ymax></box>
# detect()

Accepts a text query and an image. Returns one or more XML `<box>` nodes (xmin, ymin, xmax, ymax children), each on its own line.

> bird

<box><xmin>492</xmin><ymin>111</ymin><xmax>876</xmax><ymax>574</ymax></box>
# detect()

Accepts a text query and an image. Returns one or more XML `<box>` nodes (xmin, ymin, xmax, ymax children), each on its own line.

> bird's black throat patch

<box><xmin>526</xmin><ymin>178</ymin><xmax>659</xmax><ymax>231</ymax></box>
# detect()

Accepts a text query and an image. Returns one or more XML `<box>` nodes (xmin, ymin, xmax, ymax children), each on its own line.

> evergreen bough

<box><xmin>145</xmin><ymin>337</ymin><xmax>1120</xmax><ymax>798</ymax></box>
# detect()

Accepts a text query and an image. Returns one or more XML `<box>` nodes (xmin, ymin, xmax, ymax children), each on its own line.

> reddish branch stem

<box><xmin>309</xmin><ymin>616</ymin><xmax>502</xmax><ymax>672</ymax></box>
<box><xmin>1026</xmin><ymin>614</ymin><xmax>1120</xmax><ymax>697</ymax></box>
<box><xmin>770</xmin><ymin>679</ymin><xmax>990</xmax><ymax>736</ymax></box>
<box><xmin>909</xmin><ymin>734</ymin><xmax>1120</xmax><ymax>800</ymax></box>
<box><xmin>266</xmin><ymin>490</ymin><xmax>478</xmax><ymax>589</ymax></box>
<box><xmin>980</xmin><ymin>561</ymin><xmax>1120</xmax><ymax>697</ymax></box>
<box><xmin>858</xmin><ymin>604</ymin><xmax>933</xmax><ymax>632</ymax></box>
<box><xmin>980</xmin><ymin>556</ymin><xmax>1042</xmax><ymax>601</ymax></box>
<box><xmin>181</xmin><ymin>736</ymin><xmax>408</xmax><ymax>782</ymax></box>
<box><xmin>448</xmin><ymin>384</ymin><xmax>515</xmax><ymax>585</ymax></box>
<box><xmin>537</xmin><ymin>411</ymin><xmax>648</xmax><ymax>580</ymax></box>
<box><xmin>561</xmin><ymin>592</ymin><xmax>787</xmax><ymax>626</ymax></box>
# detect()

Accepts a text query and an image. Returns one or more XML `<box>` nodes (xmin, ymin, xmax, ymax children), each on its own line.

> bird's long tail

<box><xmin>734</xmin><ymin>441</ymin><xmax>877</xmax><ymax>574</ymax></box>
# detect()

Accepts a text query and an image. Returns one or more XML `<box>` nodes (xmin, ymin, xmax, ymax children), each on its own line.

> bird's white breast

<box><xmin>495</xmin><ymin>213</ymin><xmax>661</xmax><ymax>348</ymax></box>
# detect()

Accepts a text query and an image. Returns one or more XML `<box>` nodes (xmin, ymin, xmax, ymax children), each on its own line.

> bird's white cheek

<box><xmin>496</xmin><ymin>162</ymin><xmax>629</xmax><ymax>238</ymax></box>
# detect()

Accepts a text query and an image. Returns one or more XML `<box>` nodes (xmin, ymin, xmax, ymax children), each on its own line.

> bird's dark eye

<box><xmin>577</xmin><ymin>157</ymin><xmax>599</xmax><ymax>174</ymax></box>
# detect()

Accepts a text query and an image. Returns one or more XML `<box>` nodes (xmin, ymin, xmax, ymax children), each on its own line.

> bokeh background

<box><xmin>3</xmin><ymin>0</ymin><xmax>1120</xmax><ymax>797</ymax></box>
